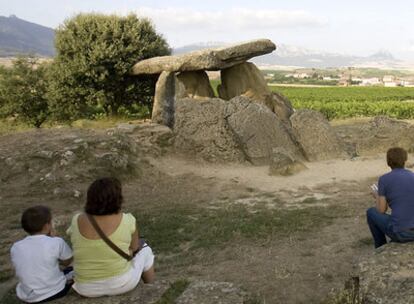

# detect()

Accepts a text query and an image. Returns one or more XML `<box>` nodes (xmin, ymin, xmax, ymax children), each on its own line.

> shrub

<box><xmin>0</xmin><ymin>57</ymin><xmax>49</xmax><ymax>127</ymax></box>
<box><xmin>48</xmin><ymin>13</ymin><xmax>170</xmax><ymax>121</ymax></box>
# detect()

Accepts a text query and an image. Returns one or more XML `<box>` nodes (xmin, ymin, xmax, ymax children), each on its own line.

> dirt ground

<box><xmin>0</xmin><ymin>121</ymin><xmax>402</xmax><ymax>303</ymax></box>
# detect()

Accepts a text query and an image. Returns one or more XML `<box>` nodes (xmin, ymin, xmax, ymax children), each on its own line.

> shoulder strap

<box><xmin>86</xmin><ymin>214</ymin><xmax>132</xmax><ymax>261</ymax></box>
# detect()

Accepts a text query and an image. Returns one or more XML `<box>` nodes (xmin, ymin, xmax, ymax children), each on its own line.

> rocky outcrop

<box><xmin>334</xmin><ymin>116</ymin><xmax>414</xmax><ymax>156</ymax></box>
<box><xmin>357</xmin><ymin>242</ymin><xmax>414</xmax><ymax>304</ymax></box>
<box><xmin>290</xmin><ymin>109</ymin><xmax>348</xmax><ymax>161</ymax></box>
<box><xmin>225</xmin><ymin>96</ymin><xmax>302</xmax><ymax>165</ymax></box>
<box><xmin>177</xmin><ymin>71</ymin><xmax>215</xmax><ymax>99</ymax></box>
<box><xmin>131</xmin><ymin>39</ymin><xmax>276</xmax><ymax>75</ymax></box>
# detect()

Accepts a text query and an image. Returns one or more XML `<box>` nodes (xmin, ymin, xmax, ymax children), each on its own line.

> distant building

<box><xmin>361</xmin><ymin>78</ymin><xmax>381</xmax><ymax>86</ymax></box>
<box><xmin>293</xmin><ymin>73</ymin><xmax>309</xmax><ymax>79</ymax></box>
<box><xmin>384</xmin><ymin>82</ymin><xmax>398</xmax><ymax>87</ymax></box>
<box><xmin>383</xmin><ymin>75</ymin><xmax>395</xmax><ymax>82</ymax></box>
<box><xmin>338</xmin><ymin>79</ymin><xmax>349</xmax><ymax>86</ymax></box>
<box><xmin>400</xmin><ymin>80</ymin><xmax>414</xmax><ymax>87</ymax></box>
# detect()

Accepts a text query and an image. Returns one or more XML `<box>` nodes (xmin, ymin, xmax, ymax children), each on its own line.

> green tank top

<box><xmin>67</xmin><ymin>213</ymin><xmax>136</xmax><ymax>283</ymax></box>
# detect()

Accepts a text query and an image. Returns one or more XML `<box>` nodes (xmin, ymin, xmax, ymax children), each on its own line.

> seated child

<box><xmin>11</xmin><ymin>205</ymin><xmax>73</xmax><ymax>303</ymax></box>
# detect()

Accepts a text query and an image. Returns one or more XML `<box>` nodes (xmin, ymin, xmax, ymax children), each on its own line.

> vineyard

<box><xmin>271</xmin><ymin>86</ymin><xmax>414</xmax><ymax>120</ymax></box>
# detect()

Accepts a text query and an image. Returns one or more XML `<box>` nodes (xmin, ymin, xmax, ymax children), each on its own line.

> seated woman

<box><xmin>67</xmin><ymin>177</ymin><xmax>154</xmax><ymax>297</ymax></box>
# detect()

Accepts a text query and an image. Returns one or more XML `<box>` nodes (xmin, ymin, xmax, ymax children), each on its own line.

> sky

<box><xmin>1</xmin><ymin>0</ymin><xmax>414</xmax><ymax>61</ymax></box>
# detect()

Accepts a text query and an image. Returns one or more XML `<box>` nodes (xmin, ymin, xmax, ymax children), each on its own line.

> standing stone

<box><xmin>225</xmin><ymin>96</ymin><xmax>303</xmax><ymax>165</ymax></box>
<box><xmin>152</xmin><ymin>71</ymin><xmax>185</xmax><ymax>128</ymax></box>
<box><xmin>219</xmin><ymin>62</ymin><xmax>270</xmax><ymax>100</ymax></box>
<box><xmin>219</xmin><ymin>62</ymin><xmax>294</xmax><ymax>121</ymax></box>
<box><xmin>290</xmin><ymin>109</ymin><xmax>348</xmax><ymax>161</ymax></box>
<box><xmin>177</xmin><ymin>71</ymin><xmax>215</xmax><ymax>99</ymax></box>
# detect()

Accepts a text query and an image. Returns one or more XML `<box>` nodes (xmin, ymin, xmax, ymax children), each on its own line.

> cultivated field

<box><xmin>273</xmin><ymin>86</ymin><xmax>414</xmax><ymax>120</ymax></box>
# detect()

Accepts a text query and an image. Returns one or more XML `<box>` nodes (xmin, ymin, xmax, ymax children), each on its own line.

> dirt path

<box><xmin>153</xmin><ymin>154</ymin><xmax>389</xmax><ymax>193</ymax></box>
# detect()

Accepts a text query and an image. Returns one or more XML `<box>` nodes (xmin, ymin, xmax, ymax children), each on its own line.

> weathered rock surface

<box><xmin>357</xmin><ymin>242</ymin><xmax>414</xmax><ymax>304</ymax></box>
<box><xmin>173</xmin><ymin>98</ymin><xmax>245</xmax><ymax>162</ymax></box>
<box><xmin>219</xmin><ymin>62</ymin><xmax>293</xmax><ymax>120</ymax></box>
<box><xmin>269</xmin><ymin>147</ymin><xmax>307</xmax><ymax>176</ymax></box>
<box><xmin>225</xmin><ymin>96</ymin><xmax>303</xmax><ymax>165</ymax></box>
<box><xmin>173</xmin><ymin>96</ymin><xmax>302</xmax><ymax>164</ymax></box>
<box><xmin>290</xmin><ymin>109</ymin><xmax>348</xmax><ymax>161</ymax></box>
<box><xmin>177</xmin><ymin>71</ymin><xmax>215</xmax><ymax>99</ymax></box>
<box><xmin>176</xmin><ymin>281</ymin><xmax>247</xmax><ymax>304</ymax></box>
<box><xmin>152</xmin><ymin>71</ymin><xmax>185</xmax><ymax>127</ymax></box>
<box><xmin>334</xmin><ymin>116</ymin><xmax>414</xmax><ymax>156</ymax></box>
<box><xmin>218</xmin><ymin>62</ymin><xmax>270</xmax><ymax>100</ymax></box>
<box><xmin>131</xmin><ymin>39</ymin><xmax>276</xmax><ymax>75</ymax></box>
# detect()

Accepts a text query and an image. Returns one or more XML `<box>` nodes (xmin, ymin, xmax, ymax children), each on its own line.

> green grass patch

<box><xmin>154</xmin><ymin>279</ymin><xmax>189</xmax><ymax>304</ymax></box>
<box><xmin>135</xmin><ymin>204</ymin><xmax>342</xmax><ymax>254</ymax></box>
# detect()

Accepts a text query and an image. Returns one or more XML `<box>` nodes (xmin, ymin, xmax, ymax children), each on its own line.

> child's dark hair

<box><xmin>21</xmin><ymin>205</ymin><xmax>52</xmax><ymax>234</ymax></box>
<box><xmin>85</xmin><ymin>177</ymin><xmax>123</xmax><ymax>215</ymax></box>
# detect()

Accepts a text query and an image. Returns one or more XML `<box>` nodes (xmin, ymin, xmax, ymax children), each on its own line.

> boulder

<box><xmin>357</xmin><ymin>242</ymin><xmax>414</xmax><ymax>304</ymax></box>
<box><xmin>290</xmin><ymin>109</ymin><xmax>348</xmax><ymax>161</ymax></box>
<box><xmin>131</xmin><ymin>39</ymin><xmax>276</xmax><ymax>75</ymax></box>
<box><xmin>219</xmin><ymin>62</ymin><xmax>293</xmax><ymax>121</ymax></box>
<box><xmin>177</xmin><ymin>71</ymin><xmax>215</xmax><ymax>99</ymax></box>
<box><xmin>176</xmin><ymin>281</ymin><xmax>247</xmax><ymax>304</ymax></box>
<box><xmin>269</xmin><ymin>147</ymin><xmax>307</xmax><ymax>176</ymax></box>
<box><xmin>152</xmin><ymin>71</ymin><xmax>185</xmax><ymax>127</ymax></box>
<box><xmin>225</xmin><ymin>96</ymin><xmax>303</xmax><ymax>165</ymax></box>
<box><xmin>173</xmin><ymin>98</ymin><xmax>245</xmax><ymax>163</ymax></box>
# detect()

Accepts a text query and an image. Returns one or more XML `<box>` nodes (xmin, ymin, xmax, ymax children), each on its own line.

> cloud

<box><xmin>136</xmin><ymin>7</ymin><xmax>328</xmax><ymax>32</ymax></box>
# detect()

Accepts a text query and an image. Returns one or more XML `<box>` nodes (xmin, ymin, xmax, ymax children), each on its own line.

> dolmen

<box><xmin>131</xmin><ymin>39</ymin><xmax>349</xmax><ymax>173</ymax></box>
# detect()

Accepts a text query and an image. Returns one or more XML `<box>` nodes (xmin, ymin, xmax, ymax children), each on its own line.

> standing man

<box><xmin>367</xmin><ymin>147</ymin><xmax>414</xmax><ymax>248</ymax></box>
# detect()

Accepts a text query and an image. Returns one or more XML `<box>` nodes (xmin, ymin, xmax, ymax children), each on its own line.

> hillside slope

<box><xmin>0</xmin><ymin>15</ymin><xmax>55</xmax><ymax>57</ymax></box>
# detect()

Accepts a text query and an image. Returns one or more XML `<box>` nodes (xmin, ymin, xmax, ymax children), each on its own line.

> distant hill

<box><xmin>174</xmin><ymin>42</ymin><xmax>403</xmax><ymax>69</ymax></box>
<box><xmin>0</xmin><ymin>15</ymin><xmax>55</xmax><ymax>57</ymax></box>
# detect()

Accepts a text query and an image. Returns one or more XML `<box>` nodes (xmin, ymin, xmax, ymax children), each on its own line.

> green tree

<box><xmin>48</xmin><ymin>13</ymin><xmax>170</xmax><ymax>121</ymax></box>
<box><xmin>0</xmin><ymin>57</ymin><xmax>49</xmax><ymax>127</ymax></box>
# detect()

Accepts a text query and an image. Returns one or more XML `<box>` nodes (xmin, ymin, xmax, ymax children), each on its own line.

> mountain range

<box><xmin>0</xmin><ymin>15</ymin><xmax>55</xmax><ymax>57</ymax></box>
<box><xmin>173</xmin><ymin>42</ymin><xmax>403</xmax><ymax>69</ymax></box>
<box><xmin>0</xmin><ymin>15</ymin><xmax>405</xmax><ymax>68</ymax></box>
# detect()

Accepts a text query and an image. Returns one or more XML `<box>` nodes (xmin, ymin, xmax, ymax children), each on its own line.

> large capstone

<box><xmin>290</xmin><ymin>109</ymin><xmax>348</xmax><ymax>161</ymax></box>
<box><xmin>131</xmin><ymin>39</ymin><xmax>276</xmax><ymax>75</ymax></box>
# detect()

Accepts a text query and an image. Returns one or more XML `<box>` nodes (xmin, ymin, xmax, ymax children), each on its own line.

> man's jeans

<box><xmin>366</xmin><ymin>207</ymin><xmax>414</xmax><ymax>248</ymax></box>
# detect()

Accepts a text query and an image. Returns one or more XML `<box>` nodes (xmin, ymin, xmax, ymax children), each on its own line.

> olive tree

<box><xmin>48</xmin><ymin>13</ymin><xmax>170</xmax><ymax>121</ymax></box>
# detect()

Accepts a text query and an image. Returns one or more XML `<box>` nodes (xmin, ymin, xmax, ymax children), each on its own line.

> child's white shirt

<box><xmin>11</xmin><ymin>235</ymin><xmax>73</xmax><ymax>303</ymax></box>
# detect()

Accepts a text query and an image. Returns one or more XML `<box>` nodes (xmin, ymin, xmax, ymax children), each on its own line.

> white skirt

<box><xmin>73</xmin><ymin>246</ymin><xmax>154</xmax><ymax>297</ymax></box>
